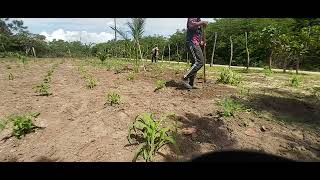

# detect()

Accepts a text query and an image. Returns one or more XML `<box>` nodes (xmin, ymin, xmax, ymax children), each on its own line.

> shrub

<box><xmin>217</xmin><ymin>68</ymin><xmax>242</xmax><ymax>85</ymax></box>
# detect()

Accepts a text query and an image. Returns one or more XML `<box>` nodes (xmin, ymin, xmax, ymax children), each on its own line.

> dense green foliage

<box><xmin>1</xmin><ymin>18</ymin><xmax>320</xmax><ymax>71</ymax></box>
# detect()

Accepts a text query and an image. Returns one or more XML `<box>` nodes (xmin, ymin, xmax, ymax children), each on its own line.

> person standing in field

<box><xmin>151</xmin><ymin>46</ymin><xmax>159</xmax><ymax>63</ymax></box>
<box><xmin>181</xmin><ymin>18</ymin><xmax>208</xmax><ymax>89</ymax></box>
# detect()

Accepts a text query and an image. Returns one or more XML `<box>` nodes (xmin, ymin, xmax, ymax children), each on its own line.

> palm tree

<box><xmin>110</xmin><ymin>18</ymin><xmax>146</xmax><ymax>61</ymax></box>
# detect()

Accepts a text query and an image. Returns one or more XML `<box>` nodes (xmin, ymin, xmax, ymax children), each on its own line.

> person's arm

<box><xmin>188</xmin><ymin>19</ymin><xmax>208</xmax><ymax>30</ymax></box>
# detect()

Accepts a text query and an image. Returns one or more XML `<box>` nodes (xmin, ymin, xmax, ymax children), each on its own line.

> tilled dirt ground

<box><xmin>0</xmin><ymin>59</ymin><xmax>319</xmax><ymax>162</ymax></box>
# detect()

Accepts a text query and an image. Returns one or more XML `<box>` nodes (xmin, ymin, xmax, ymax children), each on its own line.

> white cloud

<box><xmin>40</xmin><ymin>29</ymin><xmax>114</xmax><ymax>44</ymax></box>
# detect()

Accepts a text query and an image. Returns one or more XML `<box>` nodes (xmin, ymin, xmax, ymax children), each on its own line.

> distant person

<box><xmin>182</xmin><ymin>18</ymin><xmax>208</xmax><ymax>89</ymax></box>
<box><xmin>151</xmin><ymin>46</ymin><xmax>159</xmax><ymax>63</ymax></box>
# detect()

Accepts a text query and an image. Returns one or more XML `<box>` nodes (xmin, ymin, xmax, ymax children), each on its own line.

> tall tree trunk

<box><xmin>210</xmin><ymin>32</ymin><xmax>217</xmax><ymax>67</ymax></box>
<box><xmin>229</xmin><ymin>36</ymin><xmax>233</xmax><ymax>68</ymax></box>
<box><xmin>268</xmin><ymin>50</ymin><xmax>273</xmax><ymax>69</ymax></box>
<box><xmin>283</xmin><ymin>57</ymin><xmax>287</xmax><ymax>73</ymax></box>
<box><xmin>296</xmin><ymin>58</ymin><xmax>299</xmax><ymax>74</ymax></box>
<box><xmin>137</xmin><ymin>40</ymin><xmax>143</xmax><ymax>61</ymax></box>
<box><xmin>161</xmin><ymin>45</ymin><xmax>165</xmax><ymax>62</ymax></box>
<box><xmin>32</xmin><ymin>47</ymin><xmax>36</xmax><ymax>58</ymax></box>
<box><xmin>245</xmin><ymin>32</ymin><xmax>250</xmax><ymax>70</ymax></box>
<box><xmin>176</xmin><ymin>44</ymin><xmax>179</xmax><ymax>64</ymax></box>
<box><xmin>168</xmin><ymin>44</ymin><xmax>171</xmax><ymax>61</ymax></box>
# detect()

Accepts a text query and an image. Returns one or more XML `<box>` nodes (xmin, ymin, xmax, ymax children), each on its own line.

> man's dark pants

<box><xmin>183</xmin><ymin>42</ymin><xmax>204</xmax><ymax>86</ymax></box>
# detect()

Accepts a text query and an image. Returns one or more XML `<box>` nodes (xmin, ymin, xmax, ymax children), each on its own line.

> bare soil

<box><xmin>0</xmin><ymin>59</ymin><xmax>319</xmax><ymax>162</ymax></box>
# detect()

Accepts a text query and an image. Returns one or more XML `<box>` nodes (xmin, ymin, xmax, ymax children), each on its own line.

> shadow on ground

<box><xmin>242</xmin><ymin>92</ymin><xmax>320</xmax><ymax>129</ymax></box>
<box><xmin>167</xmin><ymin>113</ymin><xmax>237</xmax><ymax>161</ymax></box>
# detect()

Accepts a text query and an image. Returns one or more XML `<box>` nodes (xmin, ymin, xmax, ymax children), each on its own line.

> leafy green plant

<box><xmin>0</xmin><ymin>112</ymin><xmax>40</xmax><ymax>139</ymax></box>
<box><xmin>85</xmin><ymin>77</ymin><xmax>97</xmax><ymax>89</ymax></box>
<box><xmin>106</xmin><ymin>91</ymin><xmax>121</xmax><ymax>106</ymax></box>
<box><xmin>16</xmin><ymin>53</ymin><xmax>27</xmax><ymax>65</ymax></box>
<box><xmin>154</xmin><ymin>79</ymin><xmax>166</xmax><ymax>92</ymax></box>
<box><xmin>127</xmin><ymin>72</ymin><xmax>135</xmax><ymax>81</ymax></box>
<box><xmin>263</xmin><ymin>66</ymin><xmax>273</xmax><ymax>76</ymax></box>
<box><xmin>97</xmin><ymin>51</ymin><xmax>107</xmax><ymax>63</ymax></box>
<box><xmin>33</xmin><ymin>83</ymin><xmax>51</xmax><ymax>96</ymax></box>
<box><xmin>128</xmin><ymin>113</ymin><xmax>178</xmax><ymax>162</ymax></box>
<box><xmin>217</xmin><ymin>97</ymin><xmax>243</xmax><ymax>117</ymax></box>
<box><xmin>8</xmin><ymin>72</ymin><xmax>14</xmax><ymax>80</ymax></box>
<box><xmin>217</xmin><ymin>68</ymin><xmax>242</xmax><ymax>85</ymax></box>
<box><xmin>290</xmin><ymin>75</ymin><xmax>302</xmax><ymax>87</ymax></box>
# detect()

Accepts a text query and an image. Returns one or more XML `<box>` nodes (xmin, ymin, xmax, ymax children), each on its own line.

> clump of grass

<box><xmin>263</xmin><ymin>66</ymin><xmax>273</xmax><ymax>76</ymax></box>
<box><xmin>154</xmin><ymin>80</ymin><xmax>166</xmax><ymax>92</ymax></box>
<box><xmin>217</xmin><ymin>97</ymin><xmax>243</xmax><ymax>117</ymax></box>
<box><xmin>0</xmin><ymin>112</ymin><xmax>40</xmax><ymax>139</ymax></box>
<box><xmin>105</xmin><ymin>91</ymin><xmax>121</xmax><ymax>106</ymax></box>
<box><xmin>8</xmin><ymin>72</ymin><xmax>14</xmax><ymax>80</ymax></box>
<box><xmin>127</xmin><ymin>72</ymin><xmax>135</xmax><ymax>81</ymax></box>
<box><xmin>217</xmin><ymin>68</ymin><xmax>242</xmax><ymax>85</ymax></box>
<box><xmin>290</xmin><ymin>75</ymin><xmax>302</xmax><ymax>87</ymax></box>
<box><xmin>128</xmin><ymin>113</ymin><xmax>178</xmax><ymax>162</ymax></box>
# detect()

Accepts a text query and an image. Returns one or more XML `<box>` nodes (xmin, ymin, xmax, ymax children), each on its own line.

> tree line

<box><xmin>1</xmin><ymin>18</ymin><xmax>320</xmax><ymax>71</ymax></box>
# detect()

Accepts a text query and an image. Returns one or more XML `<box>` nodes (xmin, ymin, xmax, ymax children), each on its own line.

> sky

<box><xmin>15</xmin><ymin>18</ymin><xmax>215</xmax><ymax>44</ymax></box>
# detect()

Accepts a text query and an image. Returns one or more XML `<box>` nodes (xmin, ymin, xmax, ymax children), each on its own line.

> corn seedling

<box><xmin>85</xmin><ymin>77</ymin><xmax>97</xmax><ymax>89</ymax></box>
<box><xmin>106</xmin><ymin>91</ymin><xmax>121</xmax><ymax>106</ymax></box>
<box><xmin>0</xmin><ymin>112</ymin><xmax>40</xmax><ymax>139</ymax></box>
<box><xmin>127</xmin><ymin>72</ymin><xmax>135</xmax><ymax>81</ymax></box>
<box><xmin>217</xmin><ymin>68</ymin><xmax>242</xmax><ymax>85</ymax></box>
<box><xmin>290</xmin><ymin>75</ymin><xmax>302</xmax><ymax>87</ymax></box>
<box><xmin>154</xmin><ymin>79</ymin><xmax>166</xmax><ymax>92</ymax></box>
<box><xmin>8</xmin><ymin>72</ymin><xmax>14</xmax><ymax>80</ymax></box>
<box><xmin>217</xmin><ymin>97</ymin><xmax>243</xmax><ymax>117</ymax></box>
<box><xmin>33</xmin><ymin>83</ymin><xmax>51</xmax><ymax>96</ymax></box>
<box><xmin>128</xmin><ymin>113</ymin><xmax>178</xmax><ymax>162</ymax></box>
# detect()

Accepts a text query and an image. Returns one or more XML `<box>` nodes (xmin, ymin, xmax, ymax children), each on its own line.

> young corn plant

<box><xmin>128</xmin><ymin>113</ymin><xmax>178</xmax><ymax>162</ymax></box>
<box><xmin>217</xmin><ymin>68</ymin><xmax>242</xmax><ymax>86</ymax></box>
<box><xmin>85</xmin><ymin>76</ymin><xmax>97</xmax><ymax>89</ymax></box>
<box><xmin>217</xmin><ymin>97</ymin><xmax>243</xmax><ymax>117</ymax></box>
<box><xmin>0</xmin><ymin>112</ymin><xmax>40</xmax><ymax>139</ymax></box>
<box><xmin>105</xmin><ymin>91</ymin><xmax>121</xmax><ymax>106</ymax></box>
<box><xmin>127</xmin><ymin>72</ymin><xmax>135</xmax><ymax>81</ymax></box>
<box><xmin>33</xmin><ymin>83</ymin><xmax>51</xmax><ymax>96</ymax></box>
<box><xmin>290</xmin><ymin>75</ymin><xmax>302</xmax><ymax>87</ymax></box>
<box><xmin>154</xmin><ymin>79</ymin><xmax>166</xmax><ymax>92</ymax></box>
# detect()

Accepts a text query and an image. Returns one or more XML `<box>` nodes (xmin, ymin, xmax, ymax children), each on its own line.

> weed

<box><xmin>217</xmin><ymin>68</ymin><xmax>242</xmax><ymax>85</ymax></box>
<box><xmin>106</xmin><ymin>91</ymin><xmax>121</xmax><ymax>106</ymax></box>
<box><xmin>263</xmin><ymin>66</ymin><xmax>273</xmax><ymax>76</ymax></box>
<box><xmin>217</xmin><ymin>97</ymin><xmax>243</xmax><ymax>117</ymax></box>
<box><xmin>290</xmin><ymin>75</ymin><xmax>302</xmax><ymax>87</ymax></box>
<box><xmin>154</xmin><ymin>80</ymin><xmax>166</xmax><ymax>92</ymax></box>
<box><xmin>128</xmin><ymin>113</ymin><xmax>178</xmax><ymax>162</ymax></box>
<box><xmin>0</xmin><ymin>112</ymin><xmax>40</xmax><ymax>139</ymax></box>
